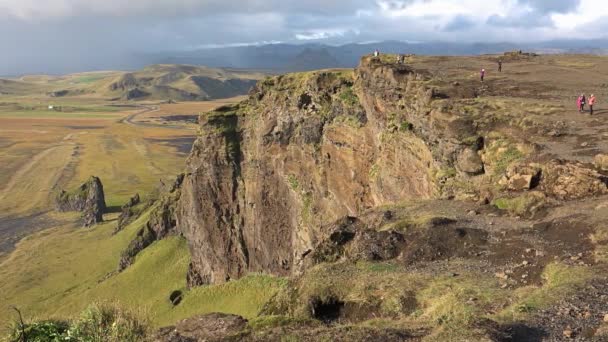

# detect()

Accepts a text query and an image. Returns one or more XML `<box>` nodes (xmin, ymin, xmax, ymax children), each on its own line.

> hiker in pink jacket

<box><xmin>577</xmin><ymin>95</ymin><xmax>583</xmax><ymax>113</ymax></box>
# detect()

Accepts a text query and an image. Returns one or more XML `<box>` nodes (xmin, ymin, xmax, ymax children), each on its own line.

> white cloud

<box><xmin>552</xmin><ymin>0</ymin><xmax>608</xmax><ymax>31</ymax></box>
<box><xmin>295</xmin><ymin>29</ymin><xmax>356</xmax><ymax>41</ymax></box>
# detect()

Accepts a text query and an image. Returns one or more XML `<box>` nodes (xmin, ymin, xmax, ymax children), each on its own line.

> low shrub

<box><xmin>4</xmin><ymin>303</ymin><xmax>148</xmax><ymax>342</ymax></box>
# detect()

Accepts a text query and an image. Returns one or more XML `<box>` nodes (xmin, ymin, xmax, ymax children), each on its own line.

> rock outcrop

<box><xmin>177</xmin><ymin>60</ymin><xmax>445</xmax><ymax>286</ymax></box>
<box><xmin>595</xmin><ymin>154</ymin><xmax>608</xmax><ymax>171</ymax></box>
<box><xmin>502</xmin><ymin>161</ymin><xmax>608</xmax><ymax>200</ymax></box>
<box><xmin>115</xmin><ymin>193</ymin><xmax>141</xmax><ymax>233</ymax></box>
<box><xmin>118</xmin><ymin>175</ymin><xmax>183</xmax><ymax>271</ymax></box>
<box><xmin>55</xmin><ymin>176</ymin><xmax>106</xmax><ymax>227</ymax></box>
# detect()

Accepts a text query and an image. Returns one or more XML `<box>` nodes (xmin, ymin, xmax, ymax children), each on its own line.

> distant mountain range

<box><xmin>1</xmin><ymin>64</ymin><xmax>264</xmax><ymax>101</ymax></box>
<box><xmin>102</xmin><ymin>64</ymin><xmax>262</xmax><ymax>101</ymax></box>
<box><xmin>146</xmin><ymin>39</ymin><xmax>608</xmax><ymax>73</ymax></box>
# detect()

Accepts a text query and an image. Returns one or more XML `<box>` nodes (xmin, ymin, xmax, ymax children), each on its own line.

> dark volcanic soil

<box><xmin>0</xmin><ymin>212</ymin><xmax>60</xmax><ymax>256</ymax></box>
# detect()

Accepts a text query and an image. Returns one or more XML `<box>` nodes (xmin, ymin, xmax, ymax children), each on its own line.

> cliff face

<box><xmin>177</xmin><ymin>58</ymin><xmax>458</xmax><ymax>286</ymax></box>
<box><xmin>154</xmin><ymin>56</ymin><xmax>607</xmax><ymax>286</ymax></box>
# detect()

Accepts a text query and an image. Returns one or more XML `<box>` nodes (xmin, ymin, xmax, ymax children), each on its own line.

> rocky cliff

<box><xmin>121</xmin><ymin>56</ymin><xmax>608</xmax><ymax>288</ymax></box>
<box><xmin>55</xmin><ymin>176</ymin><xmax>106</xmax><ymax>227</ymax></box>
<box><xmin>176</xmin><ymin>58</ymin><xmax>446</xmax><ymax>286</ymax></box>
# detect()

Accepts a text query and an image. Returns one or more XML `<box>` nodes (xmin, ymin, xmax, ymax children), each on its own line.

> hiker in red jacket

<box><xmin>577</xmin><ymin>94</ymin><xmax>584</xmax><ymax>112</ymax></box>
<box><xmin>589</xmin><ymin>94</ymin><xmax>596</xmax><ymax>115</ymax></box>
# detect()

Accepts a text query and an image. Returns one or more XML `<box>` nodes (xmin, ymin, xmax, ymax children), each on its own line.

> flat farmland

<box><xmin>0</xmin><ymin>98</ymin><xmax>241</xmax><ymax>256</ymax></box>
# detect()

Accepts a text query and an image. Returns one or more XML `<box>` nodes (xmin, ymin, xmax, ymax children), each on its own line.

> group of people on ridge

<box><xmin>578</xmin><ymin>94</ymin><xmax>597</xmax><ymax>115</ymax></box>
<box><xmin>373</xmin><ymin>49</ymin><xmax>405</xmax><ymax>64</ymax></box>
<box><xmin>373</xmin><ymin>50</ymin><xmax>599</xmax><ymax>116</ymax></box>
<box><xmin>480</xmin><ymin>60</ymin><xmax>503</xmax><ymax>82</ymax></box>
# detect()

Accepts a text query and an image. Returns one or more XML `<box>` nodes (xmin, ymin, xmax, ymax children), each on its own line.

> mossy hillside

<box><xmin>0</xmin><ymin>211</ymin><xmax>147</xmax><ymax>326</ymax></box>
<box><xmin>0</xmin><ymin>207</ymin><xmax>286</xmax><ymax>330</ymax></box>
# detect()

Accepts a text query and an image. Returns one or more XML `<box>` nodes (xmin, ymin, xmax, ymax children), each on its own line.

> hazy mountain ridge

<box><xmin>0</xmin><ymin>64</ymin><xmax>265</xmax><ymax>101</ymax></box>
<box><xmin>149</xmin><ymin>39</ymin><xmax>608</xmax><ymax>73</ymax></box>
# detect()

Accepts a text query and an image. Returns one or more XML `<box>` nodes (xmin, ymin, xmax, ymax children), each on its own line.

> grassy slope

<box><xmin>0</xmin><ymin>209</ymin><xmax>285</xmax><ymax>330</ymax></box>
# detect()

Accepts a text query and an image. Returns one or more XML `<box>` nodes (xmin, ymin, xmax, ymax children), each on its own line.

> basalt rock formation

<box><xmin>55</xmin><ymin>176</ymin><xmax>106</xmax><ymax>227</ymax></box>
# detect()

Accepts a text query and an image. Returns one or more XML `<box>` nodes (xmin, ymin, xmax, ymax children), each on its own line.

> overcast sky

<box><xmin>1</xmin><ymin>0</ymin><xmax>608</xmax><ymax>74</ymax></box>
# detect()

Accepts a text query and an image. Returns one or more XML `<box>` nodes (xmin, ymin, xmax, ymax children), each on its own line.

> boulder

<box><xmin>55</xmin><ymin>176</ymin><xmax>106</xmax><ymax>227</ymax></box>
<box><xmin>457</xmin><ymin>148</ymin><xmax>484</xmax><ymax>175</ymax></box>
<box><xmin>595</xmin><ymin>154</ymin><xmax>608</xmax><ymax>171</ymax></box>
<box><xmin>503</xmin><ymin>164</ymin><xmax>542</xmax><ymax>191</ymax></box>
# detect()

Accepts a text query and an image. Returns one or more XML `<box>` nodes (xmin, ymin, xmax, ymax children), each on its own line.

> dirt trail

<box><xmin>533</xmin><ymin>108</ymin><xmax>608</xmax><ymax>163</ymax></box>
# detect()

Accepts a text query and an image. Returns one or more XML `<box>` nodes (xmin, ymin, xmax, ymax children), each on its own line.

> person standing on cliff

<box><xmin>581</xmin><ymin>94</ymin><xmax>587</xmax><ymax>112</ymax></box>
<box><xmin>373</xmin><ymin>49</ymin><xmax>380</xmax><ymax>58</ymax></box>
<box><xmin>589</xmin><ymin>94</ymin><xmax>596</xmax><ymax>115</ymax></box>
<box><xmin>480</xmin><ymin>68</ymin><xmax>486</xmax><ymax>82</ymax></box>
<box><xmin>498</xmin><ymin>60</ymin><xmax>503</xmax><ymax>72</ymax></box>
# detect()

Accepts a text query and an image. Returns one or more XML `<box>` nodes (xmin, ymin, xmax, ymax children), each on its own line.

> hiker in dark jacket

<box><xmin>498</xmin><ymin>60</ymin><xmax>503</xmax><ymax>72</ymax></box>
<box><xmin>581</xmin><ymin>94</ymin><xmax>587</xmax><ymax>112</ymax></box>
